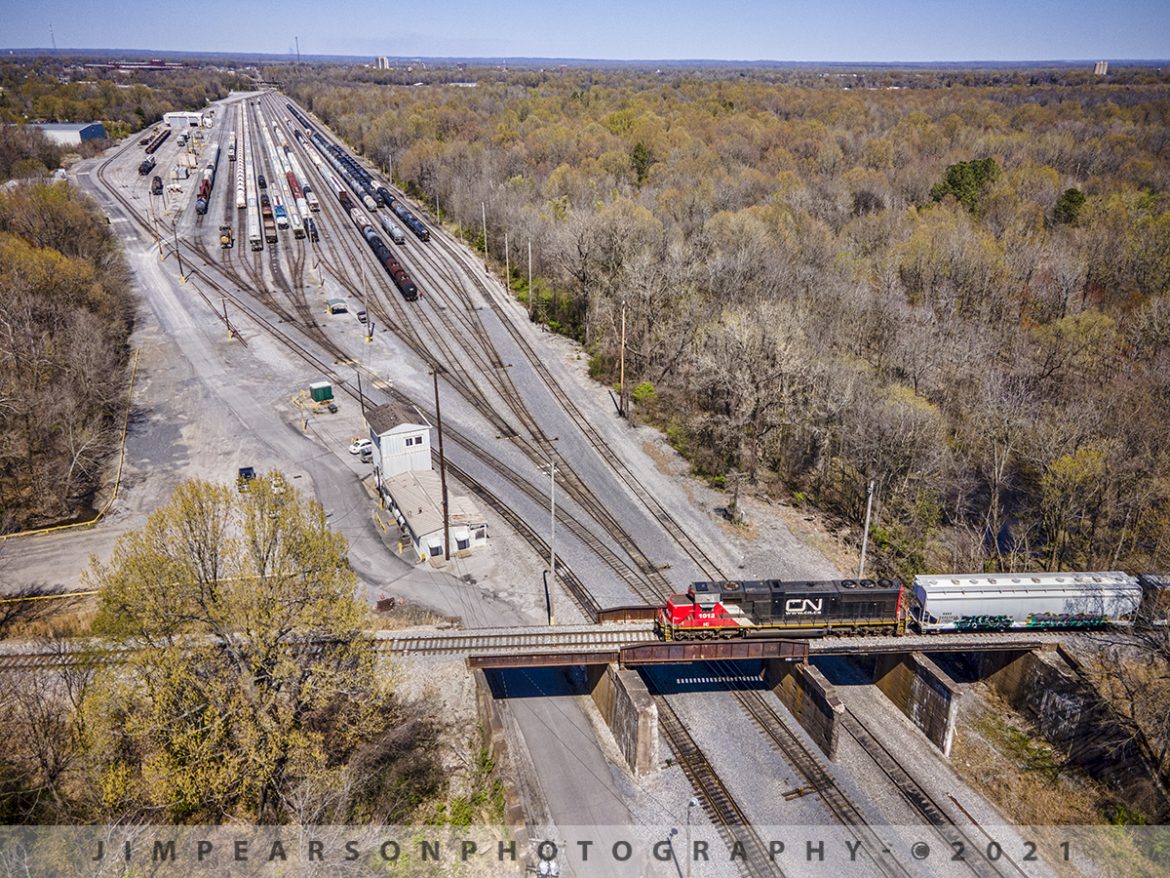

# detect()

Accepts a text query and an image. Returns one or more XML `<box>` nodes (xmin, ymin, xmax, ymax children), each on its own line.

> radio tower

<box><xmin>295</xmin><ymin>35</ymin><xmax>300</xmax><ymax>64</ymax></box>
<box><xmin>49</xmin><ymin>24</ymin><xmax>57</xmax><ymax>52</ymax></box>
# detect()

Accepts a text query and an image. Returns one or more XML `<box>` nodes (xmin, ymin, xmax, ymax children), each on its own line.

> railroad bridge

<box><xmin>0</xmin><ymin>622</ymin><xmax>1085</xmax><ymax>779</ymax></box>
<box><xmin>371</xmin><ymin>622</ymin><xmax>1072</xmax><ymax>775</ymax></box>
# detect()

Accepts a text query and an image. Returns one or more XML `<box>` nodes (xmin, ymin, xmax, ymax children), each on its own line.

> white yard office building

<box><xmin>366</xmin><ymin>403</ymin><xmax>487</xmax><ymax>562</ymax></box>
<box><xmin>163</xmin><ymin>111</ymin><xmax>207</xmax><ymax>128</ymax></box>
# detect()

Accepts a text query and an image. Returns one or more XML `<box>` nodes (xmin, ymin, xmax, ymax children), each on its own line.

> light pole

<box><xmin>539</xmin><ymin>440</ymin><xmax>560</xmax><ymax>625</ymax></box>
<box><xmin>619</xmin><ymin>300</ymin><xmax>627</xmax><ymax>417</ymax></box>
<box><xmin>481</xmin><ymin>201</ymin><xmax>488</xmax><ymax>275</ymax></box>
<box><xmin>528</xmin><ymin>237</ymin><xmax>534</xmax><ymax>321</ymax></box>
<box><xmin>172</xmin><ymin>218</ymin><xmax>186</xmax><ymax>281</ymax></box>
<box><xmin>686</xmin><ymin>797</ymin><xmax>698</xmax><ymax>878</ymax></box>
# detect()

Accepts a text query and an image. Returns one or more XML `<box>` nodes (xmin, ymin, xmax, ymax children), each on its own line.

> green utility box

<box><xmin>309</xmin><ymin>381</ymin><xmax>334</xmax><ymax>402</ymax></box>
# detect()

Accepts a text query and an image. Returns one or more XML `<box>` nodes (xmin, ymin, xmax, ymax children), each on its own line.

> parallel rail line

<box><xmin>646</xmin><ymin>680</ymin><xmax>786</xmax><ymax>878</ymax></box>
<box><xmin>713</xmin><ymin>665</ymin><xmax>914</xmax><ymax>878</ymax></box>
<box><xmin>840</xmin><ymin>709</ymin><xmax>1029</xmax><ymax>878</ymax></box>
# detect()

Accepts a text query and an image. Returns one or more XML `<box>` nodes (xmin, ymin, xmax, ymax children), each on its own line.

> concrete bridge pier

<box><xmin>585</xmin><ymin>663</ymin><xmax>659</xmax><ymax>776</ymax></box>
<box><xmin>870</xmin><ymin>652</ymin><xmax>963</xmax><ymax>756</ymax></box>
<box><xmin>762</xmin><ymin>660</ymin><xmax>844</xmax><ymax>759</ymax></box>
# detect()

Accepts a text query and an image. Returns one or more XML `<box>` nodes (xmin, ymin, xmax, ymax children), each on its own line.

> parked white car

<box><xmin>349</xmin><ymin>438</ymin><xmax>372</xmax><ymax>455</ymax></box>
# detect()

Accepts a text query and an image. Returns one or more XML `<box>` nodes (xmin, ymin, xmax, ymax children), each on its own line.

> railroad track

<box><xmin>430</xmin><ymin>229</ymin><xmax>731</xmax><ymax>584</ymax></box>
<box><xmin>92</xmin><ymin>117</ymin><xmax>621</xmax><ymax>621</ymax></box>
<box><xmin>714</xmin><ymin>669</ymin><xmax>914</xmax><ymax>878</ymax></box>
<box><xmin>286</xmin><ymin>128</ymin><xmax>676</xmax><ymax>612</ymax></box>
<box><xmin>0</xmin><ymin>623</ymin><xmax>657</xmax><ymax>672</ymax></box>
<box><xmin>840</xmin><ymin>708</ymin><xmax>1029</xmax><ymax>878</ymax></box>
<box><xmin>646</xmin><ymin>679</ymin><xmax>786</xmax><ymax>878</ymax></box>
<box><xmin>270</xmin><ymin>96</ymin><xmax>691</xmax><ymax>610</ymax></box>
<box><xmin>267</xmin><ymin>95</ymin><xmax>665</xmax><ymax>613</ymax></box>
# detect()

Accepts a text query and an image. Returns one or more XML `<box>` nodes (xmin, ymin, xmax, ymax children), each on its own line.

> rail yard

<box><xmin>3</xmin><ymin>88</ymin><xmax>1155</xmax><ymax>878</ymax></box>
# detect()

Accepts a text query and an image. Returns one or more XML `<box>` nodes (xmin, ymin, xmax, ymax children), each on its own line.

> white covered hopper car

<box><xmin>911</xmin><ymin>571</ymin><xmax>1141</xmax><ymax>632</ymax></box>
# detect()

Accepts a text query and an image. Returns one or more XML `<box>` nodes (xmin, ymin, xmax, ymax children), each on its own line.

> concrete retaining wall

<box><xmin>473</xmin><ymin>669</ymin><xmax>532</xmax><ymax>839</ymax></box>
<box><xmin>977</xmin><ymin>648</ymin><xmax>1168</xmax><ymax>820</ymax></box>
<box><xmin>872</xmin><ymin>652</ymin><xmax>962</xmax><ymax>756</ymax></box>
<box><xmin>587</xmin><ymin>663</ymin><xmax>659</xmax><ymax>776</ymax></box>
<box><xmin>763</xmin><ymin>660</ymin><xmax>843</xmax><ymax>760</ymax></box>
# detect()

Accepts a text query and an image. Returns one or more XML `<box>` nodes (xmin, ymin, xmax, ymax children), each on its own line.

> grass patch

<box><xmin>369</xmin><ymin>600</ymin><xmax>460</xmax><ymax>631</ymax></box>
<box><xmin>954</xmin><ymin>692</ymin><xmax>1169</xmax><ymax>877</ymax></box>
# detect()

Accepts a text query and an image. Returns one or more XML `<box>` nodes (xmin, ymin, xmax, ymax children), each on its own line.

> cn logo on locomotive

<box><xmin>785</xmin><ymin>598</ymin><xmax>823</xmax><ymax>615</ymax></box>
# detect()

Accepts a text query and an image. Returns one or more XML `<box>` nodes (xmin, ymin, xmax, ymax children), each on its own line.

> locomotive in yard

<box><xmin>655</xmin><ymin>571</ymin><xmax>1151</xmax><ymax>641</ymax></box>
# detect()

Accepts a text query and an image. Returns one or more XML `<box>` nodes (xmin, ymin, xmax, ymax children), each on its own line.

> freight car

<box><xmin>260</xmin><ymin>193</ymin><xmax>277</xmax><ymax>244</ymax></box>
<box><xmin>656</xmin><ymin>571</ymin><xmax>1148</xmax><ymax>641</ymax></box>
<box><xmin>273</xmin><ymin>196</ymin><xmax>289</xmax><ymax>229</ymax></box>
<box><xmin>911</xmin><ymin>571</ymin><xmax>1141</xmax><ymax>632</ymax></box>
<box><xmin>194</xmin><ymin>144</ymin><xmax>220</xmax><ymax>215</ymax></box>
<box><xmin>348</xmin><ymin>209</ymin><xmax>419</xmax><ymax>301</ymax></box>
<box><xmin>378</xmin><ymin>214</ymin><xmax>406</xmax><ymax>244</ymax></box>
<box><xmin>143</xmin><ymin>128</ymin><xmax>170</xmax><ymax>155</ymax></box>
<box><xmin>379</xmin><ymin>188</ymin><xmax>430</xmax><ymax>241</ymax></box>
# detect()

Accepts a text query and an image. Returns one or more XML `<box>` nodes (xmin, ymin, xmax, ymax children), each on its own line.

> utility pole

<box><xmin>481</xmin><ymin>201</ymin><xmax>488</xmax><ymax>275</ymax></box>
<box><xmin>504</xmin><ymin>231</ymin><xmax>510</xmax><ymax>284</ymax></box>
<box><xmin>433</xmin><ymin>368</ymin><xmax>451</xmax><ymax>561</ymax></box>
<box><xmin>528</xmin><ymin>238</ymin><xmax>534</xmax><ymax>321</ymax></box>
<box><xmin>619</xmin><ymin>300</ymin><xmax>627</xmax><ymax>417</ymax></box>
<box><xmin>356</xmin><ymin>368</ymin><xmax>365</xmax><ymax>414</ymax></box>
<box><xmin>858</xmin><ymin>479</ymin><xmax>875</xmax><ymax>580</ymax></box>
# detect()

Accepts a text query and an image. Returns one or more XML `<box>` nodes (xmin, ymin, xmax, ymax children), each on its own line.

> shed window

<box><xmin>457</xmin><ymin>538</ymin><xmax>470</xmax><ymax>550</ymax></box>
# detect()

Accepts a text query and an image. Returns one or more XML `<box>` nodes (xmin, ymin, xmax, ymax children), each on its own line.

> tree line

<box><xmin>280</xmin><ymin>64</ymin><xmax>1170</xmax><ymax>579</ymax></box>
<box><xmin>0</xmin><ymin>59</ymin><xmax>249</xmax><ymax>178</ymax></box>
<box><xmin>0</xmin><ymin>183</ymin><xmax>135</xmax><ymax>530</ymax></box>
<box><xmin>0</xmin><ymin>478</ymin><xmax>472</xmax><ymax>826</ymax></box>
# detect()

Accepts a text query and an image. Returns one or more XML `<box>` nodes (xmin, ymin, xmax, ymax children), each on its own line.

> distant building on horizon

<box><xmin>1094</xmin><ymin>61</ymin><xmax>1109</xmax><ymax>76</ymax></box>
<box><xmin>375</xmin><ymin>56</ymin><xmax>390</xmax><ymax>70</ymax></box>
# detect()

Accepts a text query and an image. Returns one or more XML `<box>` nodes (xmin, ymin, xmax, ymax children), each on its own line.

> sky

<box><xmin>4</xmin><ymin>0</ymin><xmax>1169</xmax><ymax>62</ymax></box>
